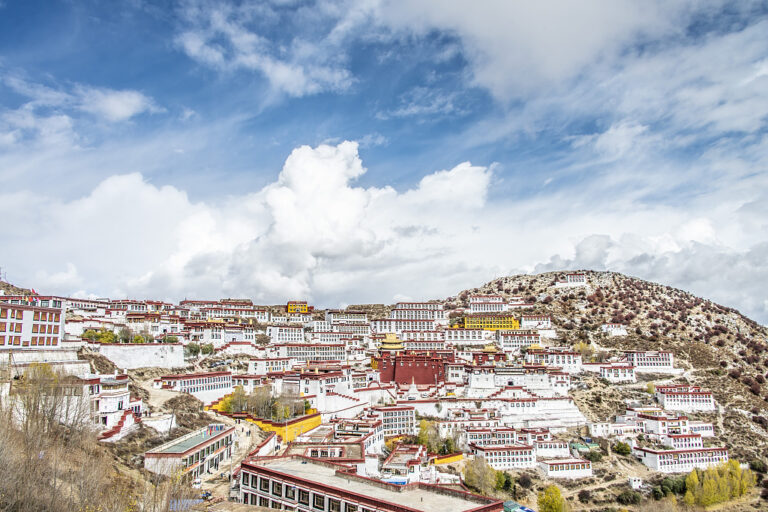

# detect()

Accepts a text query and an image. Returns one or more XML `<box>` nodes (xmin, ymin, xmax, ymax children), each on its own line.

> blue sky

<box><xmin>1</xmin><ymin>1</ymin><xmax>767</xmax><ymax>323</ymax></box>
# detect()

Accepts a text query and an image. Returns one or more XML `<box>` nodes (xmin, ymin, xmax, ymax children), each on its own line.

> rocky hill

<box><xmin>449</xmin><ymin>270</ymin><xmax>768</xmax><ymax>461</ymax></box>
<box><xmin>0</xmin><ymin>280</ymin><xmax>32</xmax><ymax>296</ymax></box>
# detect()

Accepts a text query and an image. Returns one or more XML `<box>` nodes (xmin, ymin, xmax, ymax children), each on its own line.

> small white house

<box><xmin>538</xmin><ymin>458</ymin><xmax>592</xmax><ymax>478</ymax></box>
<box><xmin>600</xmin><ymin>364</ymin><xmax>636</xmax><ymax>383</ymax></box>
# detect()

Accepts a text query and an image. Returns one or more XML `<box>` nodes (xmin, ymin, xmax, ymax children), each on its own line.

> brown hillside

<box><xmin>452</xmin><ymin>270</ymin><xmax>768</xmax><ymax>461</ymax></box>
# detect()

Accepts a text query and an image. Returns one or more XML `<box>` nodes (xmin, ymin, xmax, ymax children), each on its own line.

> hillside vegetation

<box><xmin>448</xmin><ymin>271</ymin><xmax>768</xmax><ymax>461</ymax></box>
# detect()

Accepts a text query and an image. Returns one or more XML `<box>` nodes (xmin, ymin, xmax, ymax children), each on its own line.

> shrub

<box><xmin>583</xmin><ymin>450</ymin><xmax>603</xmax><ymax>462</ymax></box>
<box><xmin>661</xmin><ymin>476</ymin><xmax>686</xmax><ymax>495</ymax></box>
<box><xmin>651</xmin><ymin>486</ymin><xmax>664</xmax><ymax>500</ymax></box>
<box><xmin>751</xmin><ymin>460</ymin><xmax>768</xmax><ymax>474</ymax></box>
<box><xmin>517</xmin><ymin>473</ymin><xmax>533</xmax><ymax>489</ymax></box>
<box><xmin>613</xmin><ymin>442</ymin><xmax>631</xmax><ymax>456</ymax></box>
<box><xmin>577</xmin><ymin>489</ymin><xmax>591</xmax><ymax>503</ymax></box>
<box><xmin>616</xmin><ymin>490</ymin><xmax>641</xmax><ymax>505</ymax></box>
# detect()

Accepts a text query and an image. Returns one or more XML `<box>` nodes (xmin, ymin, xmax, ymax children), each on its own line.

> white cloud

<box><xmin>2</xmin><ymin>140</ymin><xmax>766</xmax><ymax>324</ymax></box>
<box><xmin>377</xmin><ymin>87</ymin><xmax>465</xmax><ymax>119</ymax></box>
<box><xmin>174</xmin><ymin>0</ymin><xmax>366</xmax><ymax>97</ymax></box>
<box><xmin>376</xmin><ymin>0</ymin><xmax>696</xmax><ymax>101</ymax></box>
<box><xmin>76</xmin><ymin>86</ymin><xmax>161</xmax><ymax>122</ymax></box>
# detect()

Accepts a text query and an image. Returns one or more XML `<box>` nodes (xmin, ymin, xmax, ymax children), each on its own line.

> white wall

<box><xmin>96</xmin><ymin>343</ymin><xmax>185</xmax><ymax>369</ymax></box>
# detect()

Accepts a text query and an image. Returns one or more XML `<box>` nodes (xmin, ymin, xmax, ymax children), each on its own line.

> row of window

<box><xmin>0</xmin><ymin>309</ymin><xmax>23</xmax><ymax>320</ymax></box>
<box><xmin>243</xmin><ymin>474</ymin><xmax>366</xmax><ymax>512</ymax></box>
<box><xmin>0</xmin><ymin>323</ymin><xmax>21</xmax><ymax>333</ymax></box>
<box><xmin>0</xmin><ymin>335</ymin><xmax>58</xmax><ymax>346</ymax></box>
<box><xmin>548</xmin><ymin>463</ymin><xmax>590</xmax><ymax>471</ymax></box>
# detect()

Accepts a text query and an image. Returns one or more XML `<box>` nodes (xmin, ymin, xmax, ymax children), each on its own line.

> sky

<box><xmin>0</xmin><ymin>1</ymin><xmax>767</xmax><ymax>323</ymax></box>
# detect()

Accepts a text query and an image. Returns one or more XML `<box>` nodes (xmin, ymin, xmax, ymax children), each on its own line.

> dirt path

<box><xmin>136</xmin><ymin>377</ymin><xmax>182</xmax><ymax>411</ymax></box>
<box><xmin>199</xmin><ymin>411</ymin><xmax>266</xmax><ymax>500</ymax></box>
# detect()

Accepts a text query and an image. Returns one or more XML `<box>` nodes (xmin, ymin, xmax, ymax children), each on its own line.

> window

<box><xmin>313</xmin><ymin>493</ymin><xmax>325</xmax><ymax>510</ymax></box>
<box><xmin>328</xmin><ymin>499</ymin><xmax>341</xmax><ymax>512</ymax></box>
<box><xmin>272</xmin><ymin>481</ymin><xmax>282</xmax><ymax>497</ymax></box>
<box><xmin>298</xmin><ymin>490</ymin><xmax>310</xmax><ymax>505</ymax></box>
<box><xmin>260</xmin><ymin>477</ymin><xmax>270</xmax><ymax>492</ymax></box>
<box><xmin>285</xmin><ymin>486</ymin><xmax>296</xmax><ymax>500</ymax></box>
<box><xmin>260</xmin><ymin>497</ymin><xmax>269</xmax><ymax>507</ymax></box>
<box><xmin>345</xmin><ymin>505</ymin><xmax>358</xmax><ymax>512</ymax></box>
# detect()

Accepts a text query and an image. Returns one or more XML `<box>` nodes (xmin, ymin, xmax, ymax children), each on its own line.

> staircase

<box><xmin>98</xmin><ymin>409</ymin><xmax>141</xmax><ymax>441</ymax></box>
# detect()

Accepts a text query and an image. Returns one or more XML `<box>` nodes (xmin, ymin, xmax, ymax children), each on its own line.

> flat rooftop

<box><xmin>152</xmin><ymin>425</ymin><xmax>232</xmax><ymax>455</ymax></box>
<box><xmin>252</xmin><ymin>458</ymin><xmax>495</xmax><ymax>512</ymax></box>
<box><xmin>285</xmin><ymin>442</ymin><xmax>363</xmax><ymax>460</ymax></box>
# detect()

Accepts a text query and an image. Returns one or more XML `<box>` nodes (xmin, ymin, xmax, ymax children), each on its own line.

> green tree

<box><xmin>646</xmin><ymin>381</ymin><xmax>656</xmax><ymax>394</ymax></box>
<box><xmin>132</xmin><ymin>334</ymin><xmax>146</xmax><ymax>344</ymax></box>
<box><xmin>96</xmin><ymin>329</ymin><xmax>116</xmax><ymax>343</ymax></box>
<box><xmin>117</xmin><ymin>328</ymin><xmax>131</xmax><ymax>343</ymax></box>
<box><xmin>538</xmin><ymin>485</ymin><xmax>568</xmax><ymax>512</ymax></box>
<box><xmin>494</xmin><ymin>470</ymin><xmax>506</xmax><ymax>491</ymax></box>
<box><xmin>613</xmin><ymin>441</ymin><xmax>631</xmax><ymax>456</ymax></box>
<box><xmin>186</xmin><ymin>343</ymin><xmax>201</xmax><ymax>357</ymax></box>
<box><xmin>201</xmin><ymin>343</ymin><xmax>214</xmax><ymax>355</ymax></box>
<box><xmin>683</xmin><ymin>490</ymin><xmax>695</xmax><ymax>506</ymax></box>
<box><xmin>502</xmin><ymin>472</ymin><xmax>513</xmax><ymax>491</ymax></box>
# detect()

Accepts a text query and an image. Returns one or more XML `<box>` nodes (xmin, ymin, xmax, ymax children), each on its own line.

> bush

<box><xmin>616</xmin><ymin>490</ymin><xmax>641</xmax><ymax>505</ymax></box>
<box><xmin>613</xmin><ymin>442</ymin><xmax>631</xmax><ymax>456</ymax></box>
<box><xmin>661</xmin><ymin>476</ymin><xmax>686</xmax><ymax>495</ymax></box>
<box><xmin>517</xmin><ymin>473</ymin><xmax>533</xmax><ymax>489</ymax></box>
<box><xmin>201</xmin><ymin>343</ymin><xmax>214</xmax><ymax>355</ymax></box>
<box><xmin>577</xmin><ymin>489</ymin><xmax>592</xmax><ymax>503</ymax></box>
<box><xmin>583</xmin><ymin>450</ymin><xmax>603</xmax><ymax>462</ymax></box>
<box><xmin>751</xmin><ymin>460</ymin><xmax>768</xmax><ymax>474</ymax></box>
<box><xmin>652</xmin><ymin>486</ymin><xmax>664</xmax><ymax>500</ymax></box>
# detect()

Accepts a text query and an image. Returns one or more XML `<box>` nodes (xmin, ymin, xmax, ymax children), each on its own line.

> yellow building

<box><xmin>287</xmin><ymin>301</ymin><xmax>309</xmax><ymax>313</ymax></box>
<box><xmin>463</xmin><ymin>314</ymin><xmax>520</xmax><ymax>331</ymax></box>
<box><xmin>247</xmin><ymin>413</ymin><xmax>321</xmax><ymax>443</ymax></box>
<box><xmin>379</xmin><ymin>333</ymin><xmax>404</xmax><ymax>352</ymax></box>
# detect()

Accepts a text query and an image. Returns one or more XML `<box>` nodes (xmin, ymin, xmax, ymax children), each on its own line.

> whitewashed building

<box><xmin>266</xmin><ymin>326</ymin><xmax>305</xmax><ymax>343</ymax></box>
<box><xmin>471</xmin><ymin>444</ymin><xmax>536</xmax><ymax>469</ymax></box>
<box><xmin>622</xmin><ymin>351</ymin><xmax>676</xmax><ymax>373</ymax></box>
<box><xmin>600</xmin><ymin>363</ymin><xmax>636</xmax><ymax>383</ymax></box>
<box><xmin>633</xmin><ymin>447</ymin><xmax>728</xmax><ymax>473</ymax></box>
<box><xmin>655</xmin><ymin>385</ymin><xmax>716</xmax><ymax>412</ymax></box>
<box><xmin>538</xmin><ymin>459</ymin><xmax>592</xmax><ymax>478</ymax></box>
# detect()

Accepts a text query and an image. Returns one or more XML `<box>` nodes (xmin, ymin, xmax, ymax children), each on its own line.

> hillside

<box><xmin>0</xmin><ymin>280</ymin><xmax>32</xmax><ymax>296</ymax></box>
<box><xmin>449</xmin><ymin>270</ymin><xmax>768</xmax><ymax>461</ymax></box>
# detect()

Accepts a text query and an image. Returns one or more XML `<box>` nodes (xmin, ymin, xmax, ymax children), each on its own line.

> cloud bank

<box><xmin>1</xmin><ymin>140</ymin><xmax>766</xmax><ymax>324</ymax></box>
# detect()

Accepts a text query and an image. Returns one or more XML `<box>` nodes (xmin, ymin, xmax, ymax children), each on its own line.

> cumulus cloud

<box><xmin>2</xmin><ymin>140</ymin><xmax>766</xmax><ymax>324</ymax></box>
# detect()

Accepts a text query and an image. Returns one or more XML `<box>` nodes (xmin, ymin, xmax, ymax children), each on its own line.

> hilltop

<box><xmin>0</xmin><ymin>280</ymin><xmax>33</xmax><ymax>297</ymax></box>
<box><xmin>448</xmin><ymin>270</ymin><xmax>768</xmax><ymax>460</ymax></box>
